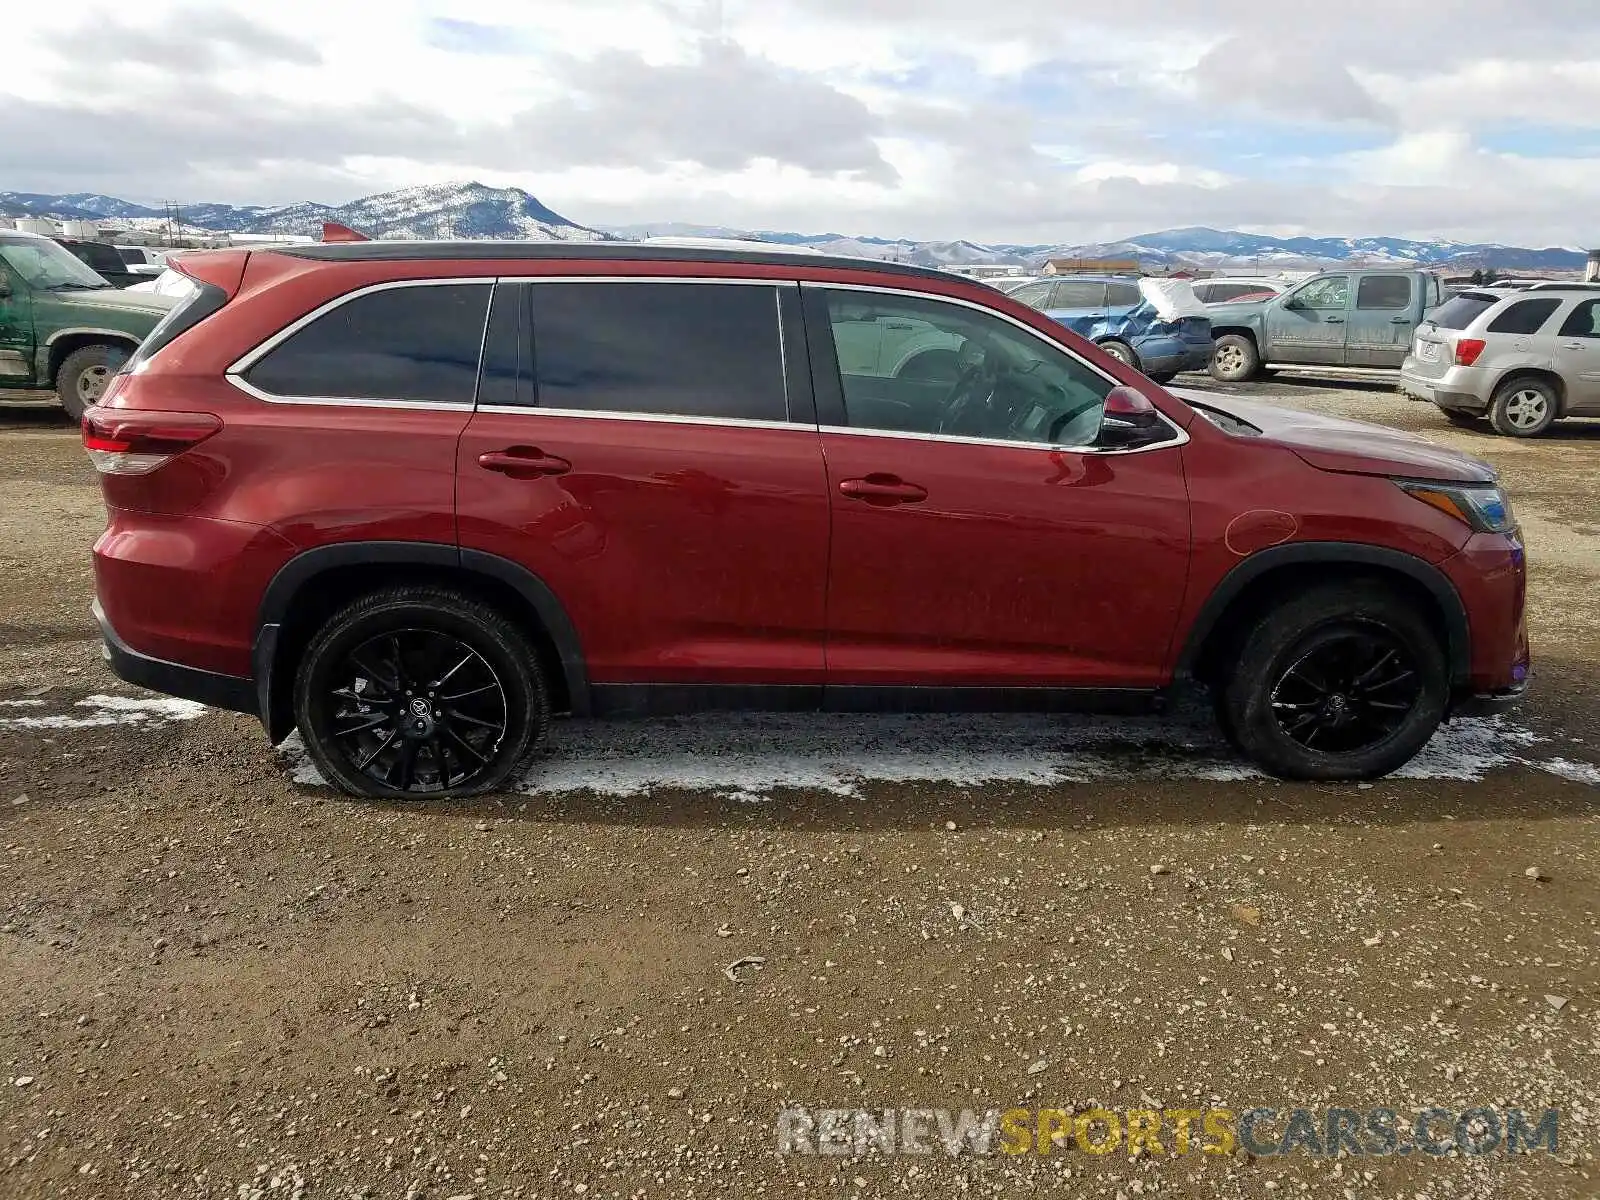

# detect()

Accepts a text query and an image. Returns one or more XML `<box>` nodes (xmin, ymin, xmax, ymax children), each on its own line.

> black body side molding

<box><xmin>1173</xmin><ymin>541</ymin><xmax>1472</xmax><ymax>685</ymax></box>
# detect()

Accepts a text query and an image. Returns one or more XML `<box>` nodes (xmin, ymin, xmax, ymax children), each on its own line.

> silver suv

<box><xmin>1401</xmin><ymin>284</ymin><xmax>1600</xmax><ymax>436</ymax></box>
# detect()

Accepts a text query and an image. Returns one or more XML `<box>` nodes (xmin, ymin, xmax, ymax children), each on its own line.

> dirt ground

<box><xmin>0</xmin><ymin>381</ymin><xmax>1596</xmax><ymax>1199</ymax></box>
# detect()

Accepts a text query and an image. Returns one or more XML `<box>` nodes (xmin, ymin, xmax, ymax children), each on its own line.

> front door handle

<box><xmin>1325</xmin><ymin>316</ymin><xmax>1346</xmax><ymax>324</ymax></box>
<box><xmin>478</xmin><ymin>447</ymin><xmax>572</xmax><ymax>478</ymax></box>
<box><xmin>838</xmin><ymin>474</ymin><xmax>928</xmax><ymax>505</ymax></box>
<box><xmin>1562</xmin><ymin>340</ymin><xmax>1588</xmax><ymax>350</ymax></box>
<box><xmin>1391</xmin><ymin>316</ymin><xmax>1413</xmax><ymax>324</ymax></box>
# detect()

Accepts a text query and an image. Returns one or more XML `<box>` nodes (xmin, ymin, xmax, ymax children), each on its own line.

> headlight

<box><xmin>1396</xmin><ymin>481</ymin><xmax>1517</xmax><ymax>534</ymax></box>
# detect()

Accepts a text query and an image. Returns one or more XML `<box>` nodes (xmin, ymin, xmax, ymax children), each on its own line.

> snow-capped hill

<box><xmin>245</xmin><ymin>182</ymin><xmax>606</xmax><ymax>242</ymax></box>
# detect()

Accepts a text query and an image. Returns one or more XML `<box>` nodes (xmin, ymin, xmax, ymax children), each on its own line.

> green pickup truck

<box><xmin>0</xmin><ymin>230</ymin><xmax>176</xmax><ymax>419</ymax></box>
<box><xmin>1207</xmin><ymin>268</ymin><xmax>1447</xmax><ymax>382</ymax></box>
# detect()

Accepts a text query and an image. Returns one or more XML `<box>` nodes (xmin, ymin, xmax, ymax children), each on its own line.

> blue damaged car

<box><xmin>1007</xmin><ymin>275</ymin><xmax>1213</xmax><ymax>383</ymax></box>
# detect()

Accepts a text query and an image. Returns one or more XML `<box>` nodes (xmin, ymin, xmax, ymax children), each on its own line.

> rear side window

<box><xmin>1105</xmin><ymin>282</ymin><xmax>1141</xmax><ymax>306</ymax></box>
<box><xmin>1049</xmin><ymin>281</ymin><xmax>1106</xmax><ymax>309</ymax></box>
<box><xmin>1428</xmin><ymin>293</ymin><xmax>1497</xmax><ymax>330</ymax></box>
<box><xmin>1487</xmin><ymin>298</ymin><xmax>1561</xmax><ymax>335</ymax></box>
<box><xmin>1356</xmin><ymin>276</ymin><xmax>1412</xmax><ymax>310</ymax></box>
<box><xmin>527</xmin><ymin>282</ymin><xmax>787</xmax><ymax>422</ymax></box>
<box><xmin>243</xmin><ymin>283</ymin><xmax>491</xmax><ymax>404</ymax></box>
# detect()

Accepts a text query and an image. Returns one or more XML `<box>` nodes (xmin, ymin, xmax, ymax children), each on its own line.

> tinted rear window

<box><xmin>1356</xmin><ymin>276</ymin><xmax>1412</xmax><ymax>309</ymax></box>
<box><xmin>527</xmin><ymin>282</ymin><xmax>787</xmax><ymax>422</ymax></box>
<box><xmin>1487</xmin><ymin>297</ymin><xmax>1561</xmax><ymax>335</ymax></box>
<box><xmin>1428</xmin><ymin>293</ymin><xmax>1497</xmax><ymax>330</ymax></box>
<box><xmin>244</xmin><ymin>283</ymin><xmax>491</xmax><ymax>404</ymax></box>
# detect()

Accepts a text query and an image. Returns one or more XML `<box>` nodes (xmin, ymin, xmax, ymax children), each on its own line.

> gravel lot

<box><xmin>1</xmin><ymin>380</ymin><xmax>1596</xmax><ymax>1199</ymax></box>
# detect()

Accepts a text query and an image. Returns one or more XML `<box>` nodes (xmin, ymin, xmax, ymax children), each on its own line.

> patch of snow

<box><xmin>0</xmin><ymin>694</ymin><xmax>206</xmax><ymax>730</ymax></box>
<box><xmin>274</xmin><ymin>706</ymin><xmax>1597</xmax><ymax>797</ymax></box>
<box><xmin>0</xmin><ymin>699</ymin><xmax>46</xmax><ymax>708</ymax></box>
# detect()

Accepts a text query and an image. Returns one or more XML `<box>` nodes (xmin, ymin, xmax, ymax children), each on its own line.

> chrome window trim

<box><xmin>467</xmin><ymin>404</ymin><xmax>802</xmax><ymax>433</ymax></box>
<box><xmin>225</xmin><ymin>276</ymin><xmax>498</xmax><ymax>407</ymax></box>
<box><xmin>802</xmin><ymin>280</ymin><xmax>1189</xmax><ymax>455</ymax></box>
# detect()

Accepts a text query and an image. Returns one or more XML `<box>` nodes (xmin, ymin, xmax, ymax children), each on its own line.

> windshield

<box><xmin>0</xmin><ymin>235</ymin><xmax>112</xmax><ymax>290</ymax></box>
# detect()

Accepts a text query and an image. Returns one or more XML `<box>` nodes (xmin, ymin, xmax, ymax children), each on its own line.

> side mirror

<box><xmin>1096</xmin><ymin>386</ymin><xmax>1171</xmax><ymax>450</ymax></box>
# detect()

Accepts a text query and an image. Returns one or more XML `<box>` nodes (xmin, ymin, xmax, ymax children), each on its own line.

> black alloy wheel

<box><xmin>1267</xmin><ymin>626</ymin><xmax>1423</xmax><ymax>754</ymax></box>
<box><xmin>328</xmin><ymin>629</ymin><xmax>508</xmax><ymax>793</ymax></box>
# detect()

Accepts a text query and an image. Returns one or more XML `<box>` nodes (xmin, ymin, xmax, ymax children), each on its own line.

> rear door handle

<box><xmin>1562</xmin><ymin>340</ymin><xmax>1588</xmax><ymax>350</ymax></box>
<box><xmin>838</xmin><ymin>474</ymin><xmax>928</xmax><ymax>505</ymax></box>
<box><xmin>1391</xmin><ymin>316</ymin><xmax>1413</xmax><ymax>324</ymax></box>
<box><xmin>478</xmin><ymin>447</ymin><xmax>572</xmax><ymax>478</ymax></box>
<box><xmin>1325</xmin><ymin>316</ymin><xmax>1345</xmax><ymax>324</ymax></box>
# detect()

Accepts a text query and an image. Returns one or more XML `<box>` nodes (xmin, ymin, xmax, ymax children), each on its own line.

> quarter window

<box><xmin>1487</xmin><ymin>298</ymin><xmax>1561</xmax><ymax>335</ymax></box>
<box><xmin>243</xmin><ymin>283</ymin><xmax>491</xmax><ymax>404</ymax></box>
<box><xmin>1356</xmin><ymin>276</ymin><xmax>1412</xmax><ymax>310</ymax></box>
<box><xmin>527</xmin><ymin>282</ymin><xmax>788</xmax><ymax>422</ymax></box>
<box><xmin>822</xmin><ymin>290</ymin><xmax>1116</xmax><ymax>448</ymax></box>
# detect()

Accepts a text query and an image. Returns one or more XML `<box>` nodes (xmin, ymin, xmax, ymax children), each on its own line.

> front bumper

<box><xmin>95</xmin><ymin>598</ymin><xmax>256</xmax><ymax>716</ymax></box>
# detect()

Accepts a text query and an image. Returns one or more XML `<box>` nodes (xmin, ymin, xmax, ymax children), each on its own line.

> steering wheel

<box><xmin>936</xmin><ymin>340</ymin><xmax>998</xmax><ymax>436</ymax></box>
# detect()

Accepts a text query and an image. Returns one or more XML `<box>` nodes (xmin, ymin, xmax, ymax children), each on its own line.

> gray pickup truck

<box><xmin>1207</xmin><ymin>268</ymin><xmax>1447</xmax><ymax>382</ymax></box>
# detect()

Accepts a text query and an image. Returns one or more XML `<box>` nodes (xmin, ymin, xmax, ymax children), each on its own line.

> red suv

<box><xmin>86</xmin><ymin>242</ymin><xmax>1529</xmax><ymax>797</ymax></box>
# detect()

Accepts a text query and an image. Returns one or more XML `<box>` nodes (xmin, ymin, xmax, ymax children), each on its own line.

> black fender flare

<box><xmin>252</xmin><ymin>541</ymin><xmax>591</xmax><ymax>739</ymax></box>
<box><xmin>1173</xmin><ymin>541</ymin><xmax>1471</xmax><ymax>686</ymax></box>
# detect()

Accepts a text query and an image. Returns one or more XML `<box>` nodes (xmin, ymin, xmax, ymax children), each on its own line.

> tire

<box><xmin>293</xmin><ymin>587</ymin><xmax>548</xmax><ymax>799</ymax></box>
<box><xmin>1097</xmin><ymin>340</ymin><xmax>1138</xmax><ymax>369</ymax></box>
<box><xmin>1222</xmin><ymin>582</ymin><xmax>1448</xmax><ymax>781</ymax></box>
<box><xmin>55</xmin><ymin>344</ymin><xmax>129</xmax><ymax>422</ymax></box>
<box><xmin>1147</xmin><ymin>371</ymin><xmax>1178</xmax><ymax>385</ymax></box>
<box><xmin>1209</xmin><ymin>334</ymin><xmax>1260</xmax><ymax>383</ymax></box>
<box><xmin>1488</xmin><ymin>377</ymin><xmax>1558</xmax><ymax>437</ymax></box>
<box><xmin>1440</xmin><ymin>408</ymin><xmax>1483</xmax><ymax>429</ymax></box>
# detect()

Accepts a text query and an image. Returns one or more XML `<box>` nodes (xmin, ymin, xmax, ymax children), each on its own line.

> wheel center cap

<box><xmin>405</xmin><ymin>697</ymin><xmax>436</xmax><ymax>737</ymax></box>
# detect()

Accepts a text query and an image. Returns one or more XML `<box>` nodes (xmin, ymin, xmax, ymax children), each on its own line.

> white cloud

<box><xmin>4</xmin><ymin>0</ymin><xmax>1600</xmax><ymax>245</ymax></box>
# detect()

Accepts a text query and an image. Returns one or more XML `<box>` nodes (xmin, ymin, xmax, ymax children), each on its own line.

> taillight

<box><xmin>1456</xmin><ymin>338</ymin><xmax>1486</xmax><ymax>366</ymax></box>
<box><xmin>82</xmin><ymin>408</ymin><xmax>222</xmax><ymax>475</ymax></box>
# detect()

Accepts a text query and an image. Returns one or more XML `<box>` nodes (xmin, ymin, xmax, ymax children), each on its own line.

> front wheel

<box><xmin>293</xmin><ymin>588</ymin><xmax>548</xmax><ymax>799</ymax></box>
<box><xmin>55</xmin><ymin>344</ymin><xmax>129</xmax><ymax>422</ymax></box>
<box><xmin>1097</xmin><ymin>340</ymin><xmax>1138</xmax><ymax>369</ymax></box>
<box><xmin>1222</xmin><ymin>583</ymin><xmax>1448</xmax><ymax>780</ymax></box>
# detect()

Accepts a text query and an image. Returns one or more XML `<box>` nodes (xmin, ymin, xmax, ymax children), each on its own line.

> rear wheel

<box><xmin>1488</xmin><ymin>377</ymin><xmax>1558</xmax><ymax>437</ymax></box>
<box><xmin>1209</xmin><ymin>334</ymin><xmax>1260</xmax><ymax>383</ymax></box>
<box><xmin>1147</xmin><ymin>371</ymin><xmax>1178</xmax><ymax>385</ymax></box>
<box><xmin>55</xmin><ymin>344</ymin><xmax>129</xmax><ymax>422</ymax></box>
<box><xmin>293</xmin><ymin>587</ymin><xmax>548</xmax><ymax>799</ymax></box>
<box><xmin>1222</xmin><ymin>582</ymin><xmax>1448</xmax><ymax>780</ymax></box>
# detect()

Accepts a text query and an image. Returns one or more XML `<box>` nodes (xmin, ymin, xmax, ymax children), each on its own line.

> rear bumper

<box><xmin>95</xmin><ymin>598</ymin><xmax>256</xmax><ymax>716</ymax></box>
<box><xmin>1398</xmin><ymin>368</ymin><xmax>1489</xmax><ymax>413</ymax></box>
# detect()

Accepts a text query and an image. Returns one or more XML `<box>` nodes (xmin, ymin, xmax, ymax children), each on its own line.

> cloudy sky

<box><xmin>6</xmin><ymin>0</ymin><xmax>1600</xmax><ymax>245</ymax></box>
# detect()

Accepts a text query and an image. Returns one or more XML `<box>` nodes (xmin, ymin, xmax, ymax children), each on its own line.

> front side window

<box><xmin>1487</xmin><ymin>298</ymin><xmax>1561</xmax><ymax>335</ymax></box>
<box><xmin>1356</xmin><ymin>275</ymin><xmax>1413</xmax><ymax>310</ymax></box>
<box><xmin>823</xmin><ymin>290</ymin><xmax>1116</xmax><ymax>448</ymax></box>
<box><xmin>527</xmin><ymin>282</ymin><xmax>787</xmax><ymax>422</ymax></box>
<box><xmin>1008</xmin><ymin>282</ymin><xmax>1053</xmax><ymax>308</ymax></box>
<box><xmin>243</xmin><ymin>283</ymin><xmax>491</xmax><ymax>404</ymax></box>
<box><xmin>0</xmin><ymin>235</ymin><xmax>109</xmax><ymax>291</ymax></box>
<box><xmin>1558</xmin><ymin>299</ymin><xmax>1600</xmax><ymax>338</ymax></box>
<box><xmin>1292</xmin><ymin>276</ymin><xmax>1350</xmax><ymax>310</ymax></box>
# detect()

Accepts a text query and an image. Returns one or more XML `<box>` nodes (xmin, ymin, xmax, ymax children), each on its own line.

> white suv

<box><xmin>1401</xmin><ymin>284</ymin><xmax>1600</xmax><ymax>436</ymax></box>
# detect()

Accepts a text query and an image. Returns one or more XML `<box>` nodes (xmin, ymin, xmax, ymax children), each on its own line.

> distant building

<box><xmin>1043</xmin><ymin>257</ymin><xmax>1142</xmax><ymax>276</ymax></box>
<box><xmin>1587</xmin><ymin>250</ymin><xmax>1600</xmax><ymax>283</ymax></box>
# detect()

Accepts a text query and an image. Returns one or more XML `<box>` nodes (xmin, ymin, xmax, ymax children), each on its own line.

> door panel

<box><xmin>458</xmin><ymin>414</ymin><xmax>830</xmax><ymax>683</ymax></box>
<box><xmin>1347</xmin><ymin>274</ymin><xmax>1416</xmax><ymax>367</ymax></box>
<box><xmin>0</xmin><ymin>268</ymin><xmax>34</xmax><ymax>383</ymax></box>
<box><xmin>821</xmin><ymin>434</ymin><xmax>1191</xmax><ymax>686</ymax></box>
<box><xmin>1266</xmin><ymin>276</ymin><xmax>1350</xmax><ymax>364</ymax></box>
<box><xmin>1553</xmin><ymin>298</ymin><xmax>1600</xmax><ymax>413</ymax></box>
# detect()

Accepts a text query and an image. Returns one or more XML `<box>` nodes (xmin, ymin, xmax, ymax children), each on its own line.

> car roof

<box><xmin>277</xmin><ymin>239</ymin><xmax>964</xmax><ymax>283</ymax></box>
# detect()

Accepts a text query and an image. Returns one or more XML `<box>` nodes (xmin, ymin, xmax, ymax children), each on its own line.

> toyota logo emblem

<box><xmin>409</xmin><ymin>698</ymin><xmax>431</xmax><ymax>718</ymax></box>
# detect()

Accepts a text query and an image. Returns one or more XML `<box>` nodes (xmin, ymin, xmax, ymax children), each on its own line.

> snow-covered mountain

<box><xmin>2</xmin><ymin>186</ymin><xmax>1585</xmax><ymax>269</ymax></box>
